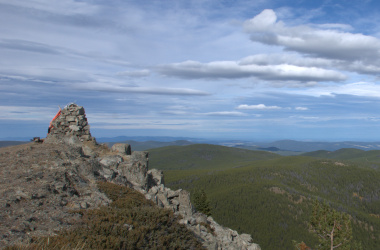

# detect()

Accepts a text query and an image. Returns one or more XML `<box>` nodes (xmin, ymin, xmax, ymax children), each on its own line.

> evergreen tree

<box><xmin>309</xmin><ymin>200</ymin><xmax>352</xmax><ymax>250</ymax></box>
<box><xmin>193</xmin><ymin>189</ymin><xmax>212</xmax><ymax>216</ymax></box>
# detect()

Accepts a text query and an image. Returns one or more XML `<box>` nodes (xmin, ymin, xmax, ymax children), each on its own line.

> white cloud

<box><xmin>239</xmin><ymin>53</ymin><xmax>334</xmax><ymax>68</ymax></box>
<box><xmin>244</xmin><ymin>9</ymin><xmax>380</xmax><ymax>61</ymax></box>
<box><xmin>237</xmin><ymin>104</ymin><xmax>282</xmax><ymax>110</ymax></box>
<box><xmin>285</xmin><ymin>81</ymin><xmax>380</xmax><ymax>98</ymax></box>
<box><xmin>75</xmin><ymin>81</ymin><xmax>210</xmax><ymax>96</ymax></box>
<box><xmin>158</xmin><ymin>59</ymin><xmax>346</xmax><ymax>82</ymax></box>
<box><xmin>244</xmin><ymin>9</ymin><xmax>278</xmax><ymax>32</ymax></box>
<box><xmin>295</xmin><ymin>107</ymin><xmax>309</xmax><ymax>111</ymax></box>
<box><xmin>314</xmin><ymin>23</ymin><xmax>353</xmax><ymax>31</ymax></box>
<box><xmin>202</xmin><ymin>111</ymin><xmax>247</xmax><ymax>116</ymax></box>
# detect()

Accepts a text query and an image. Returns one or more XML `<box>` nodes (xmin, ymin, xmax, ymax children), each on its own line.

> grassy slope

<box><xmin>149</xmin><ymin>146</ymin><xmax>380</xmax><ymax>250</ymax></box>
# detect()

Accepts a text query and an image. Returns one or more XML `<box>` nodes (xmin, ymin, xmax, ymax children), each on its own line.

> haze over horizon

<box><xmin>2</xmin><ymin>0</ymin><xmax>380</xmax><ymax>141</ymax></box>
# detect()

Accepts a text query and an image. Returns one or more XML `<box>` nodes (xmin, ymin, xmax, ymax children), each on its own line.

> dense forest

<box><xmin>149</xmin><ymin>144</ymin><xmax>380</xmax><ymax>249</ymax></box>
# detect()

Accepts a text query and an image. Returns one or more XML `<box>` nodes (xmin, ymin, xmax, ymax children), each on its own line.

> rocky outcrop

<box><xmin>144</xmin><ymin>171</ymin><xmax>261</xmax><ymax>250</ymax></box>
<box><xmin>0</xmin><ymin>103</ymin><xmax>260</xmax><ymax>249</ymax></box>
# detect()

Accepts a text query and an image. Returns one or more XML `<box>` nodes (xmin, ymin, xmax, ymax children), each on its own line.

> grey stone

<box><xmin>45</xmin><ymin>103</ymin><xmax>95</xmax><ymax>144</ymax></box>
<box><xmin>178</xmin><ymin>190</ymin><xmax>194</xmax><ymax>217</ymax></box>
<box><xmin>82</xmin><ymin>145</ymin><xmax>97</xmax><ymax>157</ymax></box>
<box><xmin>147</xmin><ymin>169</ymin><xmax>164</xmax><ymax>189</ymax></box>
<box><xmin>111</xmin><ymin>143</ymin><xmax>131</xmax><ymax>155</ymax></box>
<box><xmin>99</xmin><ymin>155</ymin><xmax>123</xmax><ymax>169</ymax></box>
<box><xmin>118</xmin><ymin>153</ymin><xmax>148</xmax><ymax>189</ymax></box>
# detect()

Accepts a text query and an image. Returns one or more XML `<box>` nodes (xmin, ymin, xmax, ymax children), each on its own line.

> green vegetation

<box><xmin>192</xmin><ymin>189</ymin><xmax>212</xmax><ymax>216</ymax></box>
<box><xmin>301</xmin><ymin>148</ymin><xmax>380</xmax><ymax>169</ymax></box>
<box><xmin>149</xmin><ymin>144</ymin><xmax>280</xmax><ymax>170</ymax></box>
<box><xmin>9</xmin><ymin>182</ymin><xmax>203</xmax><ymax>250</ymax></box>
<box><xmin>149</xmin><ymin>145</ymin><xmax>380</xmax><ymax>249</ymax></box>
<box><xmin>107</xmin><ymin>140</ymin><xmax>194</xmax><ymax>151</ymax></box>
<box><xmin>309</xmin><ymin>200</ymin><xmax>353</xmax><ymax>249</ymax></box>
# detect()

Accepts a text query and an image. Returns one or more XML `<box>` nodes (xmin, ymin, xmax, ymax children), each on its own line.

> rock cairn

<box><xmin>44</xmin><ymin>103</ymin><xmax>95</xmax><ymax>144</ymax></box>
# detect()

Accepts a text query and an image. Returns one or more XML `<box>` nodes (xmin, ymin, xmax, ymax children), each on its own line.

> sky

<box><xmin>2</xmin><ymin>0</ymin><xmax>380</xmax><ymax>141</ymax></box>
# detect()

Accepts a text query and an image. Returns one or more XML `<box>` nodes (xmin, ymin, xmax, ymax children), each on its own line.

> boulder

<box><xmin>147</xmin><ymin>169</ymin><xmax>164</xmax><ymax>188</ymax></box>
<box><xmin>111</xmin><ymin>143</ymin><xmax>131</xmax><ymax>155</ymax></box>
<box><xmin>118</xmin><ymin>151</ymin><xmax>149</xmax><ymax>189</ymax></box>
<box><xmin>178</xmin><ymin>190</ymin><xmax>194</xmax><ymax>217</ymax></box>
<box><xmin>99</xmin><ymin>155</ymin><xmax>123</xmax><ymax>170</ymax></box>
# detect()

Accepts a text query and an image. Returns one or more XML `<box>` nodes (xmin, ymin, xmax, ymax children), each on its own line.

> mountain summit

<box><xmin>0</xmin><ymin>103</ymin><xmax>260</xmax><ymax>249</ymax></box>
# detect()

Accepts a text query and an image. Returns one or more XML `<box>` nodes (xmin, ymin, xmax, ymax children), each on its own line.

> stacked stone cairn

<box><xmin>44</xmin><ymin>103</ymin><xmax>95</xmax><ymax>144</ymax></box>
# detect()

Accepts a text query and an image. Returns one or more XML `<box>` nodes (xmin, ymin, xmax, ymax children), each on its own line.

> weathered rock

<box><xmin>178</xmin><ymin>190</ymin><xmax>194</xmax><ymax>217</ymax></box>
<box><xmin>111</xmin><ymin>143</ymin><xmax>131</xmax><ymax>155</ymax></box>
<box><xmin>99</xmin><ymin>155</ymin><xmax>123</xmax><ymax>169</ymax></box>
<box><xmin>118</xmin><ymin>151</ymin><xmax>149</xmax><ymax>189</ymax></box>
<box><xmin>81</xmin><ymin>144</ymin><xmax>97</xmax><ymax>158</ymax></box>
<box><xmin>147</xmin><ymin>169</ymin><xmax>164</xmax><ymax>188</ymax></box>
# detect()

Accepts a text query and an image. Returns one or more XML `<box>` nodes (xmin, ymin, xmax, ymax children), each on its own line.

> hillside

<box><xmin>302</xmin><ymin>148</ymin><xmax>380</xmax><ymax>167</ymax></box>
<box><xmin>149</xmin><ymin>144</ymin><xmax>281</xmax><ymax>170</ymax></box>
<box><xmin>149</xmin><ymin>147</ymin><xmax>380</xmax><ymax>249</ymax></box>
<box><xmin>0</xmin><ymin>141</ymin><xmax>29</xmax><ymax>148</ymax></box>
<box><xmin>258</xmin><ymin>140</ymin><xmax>380</xmax><ymax>152</ymax></box>
<box><xmin>0</xmin><ymin>104</ymin><xmax>260</xmax><ymax>250</ymax></box>
<box><xmin>106</xmin><ymin>140</ymin><xmax>194</xmax><ymax>151</ymax></box>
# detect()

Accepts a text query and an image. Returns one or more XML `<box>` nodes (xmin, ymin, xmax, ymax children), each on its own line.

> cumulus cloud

<box><xmin>158</xmin><ymin>59</ymin><xmax>346</xmax><ymax>82</ymax></box>
<box><xmin>237</xmin><ymin>104</ymin><xmax>282</xmax><ymax>110</ymax></box>
<box><xmin>244</xmin><ymin>9</ymin><xmax>380</xmax><ymax>61</ymax></box>
<box><xmin>239</xmin><ymin>53</ymin><xmax>334</xmax><ymax>68</ymax></box>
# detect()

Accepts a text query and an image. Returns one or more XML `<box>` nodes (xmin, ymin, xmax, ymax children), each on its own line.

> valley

<box><xmin>149</xmin><ymin>144</ymin><xmax>380</xmax><ymax>249</ymax></box>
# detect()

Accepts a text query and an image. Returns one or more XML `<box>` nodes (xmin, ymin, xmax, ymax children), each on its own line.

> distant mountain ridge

<box><xmin>4</xmin><ymin>136</ymin><xmax>380</xmax><ymax>152</ymax></box>
<box><xmin>97</xmin><ymin>137</ymin><xmax>380</xmax><ymax>152</ymax></box>
<box><xmin>106</xmin><ymin>140</ymin><xmax>194</xmax><ymax>151</ymax></box>
<box><xmin>257</xmin><ymin>140</ymin><xmax>380</xmax><ymax>152</ymax></box>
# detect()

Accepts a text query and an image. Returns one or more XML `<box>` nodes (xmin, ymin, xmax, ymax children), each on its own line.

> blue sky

<box><xmin>2</xmin><ymin>0</ymin><xmax>380</xmax><ymax>141</ymax></box>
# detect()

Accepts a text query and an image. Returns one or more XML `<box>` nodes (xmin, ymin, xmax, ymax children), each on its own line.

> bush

<box><xmin>9</xmin><ymin>182</ymin><xmax>204</xmax><ymax>250</ymax></box>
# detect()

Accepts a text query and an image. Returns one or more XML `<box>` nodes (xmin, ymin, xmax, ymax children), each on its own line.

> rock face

<box><xmin>0</xmin><ymin>103</ymin><xmax>260</xmax><ymax>250</ymax></box>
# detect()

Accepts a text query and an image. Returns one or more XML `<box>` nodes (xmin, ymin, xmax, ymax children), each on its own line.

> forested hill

<box><xmin>149</xmin><ymin>144</ymin><xmax>280</xmax><ymax>170</ymax></box>
<box><xmin>302</xmin><ymin>148</ymin><xmax>380</xmax><ymax>165</ymax></box>
<box><xmin>149</xmin><ymin>144</ymin><xmax>380</xmax><ymax>249</ymax></box>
